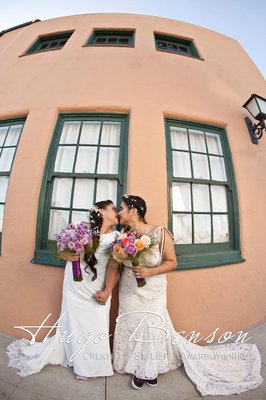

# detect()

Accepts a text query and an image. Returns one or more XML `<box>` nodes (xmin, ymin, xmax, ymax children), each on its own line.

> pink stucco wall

<box><xmin>0</xmin><ymin>13</ymin><xmax>265</xmax><ymax>343</ymax></box>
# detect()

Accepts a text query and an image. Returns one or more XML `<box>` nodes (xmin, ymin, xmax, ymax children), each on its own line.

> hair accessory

<box><xmin>88</xmin><ymin>204</ymin><xmax>100</xmax><ymax>219</ymax></box>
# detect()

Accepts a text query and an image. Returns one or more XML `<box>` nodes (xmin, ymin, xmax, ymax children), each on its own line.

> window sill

<box><xmin>175</xmin><ymin>250</ymin><xmax>245</xmax><ymax>270</ymax></box>
<box><xmin>82</xmin><ymin>44</ymin><xmax>134</xmax><ymax>48</ymax></box>
<box><xmin>156</xmin><ymin>48</ymin><xmax>204</xmax><ymax>61</ymax></box>
<box><xmin>31</xmin><ymin>250</ymin><xmax>66</xmax><ymax>268</ymax></box>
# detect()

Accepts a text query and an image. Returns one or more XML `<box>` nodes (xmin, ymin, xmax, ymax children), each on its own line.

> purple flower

<box><xmin>124</xmin><ymin>244</ymin><xmax>137</xmax><ymax>255</ymax></box>
<box><xmin>74</xmin><ymin>241</ymin><xmax>84</xmax><ymax>253</ymax></box>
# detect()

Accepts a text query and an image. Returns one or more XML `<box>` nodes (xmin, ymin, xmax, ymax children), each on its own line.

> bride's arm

<box><xmin>94</xmin><ymin>258</ymin><xmax>122</xmax><ymax>304</ymax></box>
<box><xmin>133</xmin><ymin>229</ymin><xmax>177</xmax><ymax>278</ymax></box>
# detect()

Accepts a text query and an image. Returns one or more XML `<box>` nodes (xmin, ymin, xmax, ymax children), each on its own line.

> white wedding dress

<box><xmin>6</xmin><ymin>224</ymin><xmax>119</xmax><ymax>378</ymax></box>
<box><xmin>112</xmin><ymin>226</ymin><xmax>263</xmax><ymax>396</ymax></box>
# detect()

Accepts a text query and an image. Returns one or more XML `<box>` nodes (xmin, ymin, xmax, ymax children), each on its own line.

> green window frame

<box><xmin>0</xmin><ymin>117</ymin><xmax>25</xmax><ymax>253</ymax></box>
<box><xmin>86</xmin><ymin>30</ymin><xmax>135</xmax><ymax>47</ymax></box>
<box><xmin>165</xmin><ymin>118</ymin><xmax>245</xmax><ymax>270</ymax></box>
<box><xmin>32</xmin><ymin>113</ymin><xmax>129</xmax><ymax>267</ymax></box>
<box><xmin>26</xmin><ymin>32</ymin><xmax>74</xmax><ymax>54</ymax></box>
<box><xmin>155</xmin><ymin>33</ymin><xmax>200</xmax><ymax>58</ymax></box>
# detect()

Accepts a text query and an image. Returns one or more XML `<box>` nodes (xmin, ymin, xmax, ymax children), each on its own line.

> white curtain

<box><xmin>0</xmin><ymin>148</ymin><xmax>16</xmax><ymax>171</ymax></box>
<box><xmin>73</xmin><ymin>179</ymin><xmax>95</xmax><ymax>209</ymax></box>
<box><xmin>211</xmin><ymin>185</ymin><xmax>227</xmax><ymax>212</ymax></box>
<box><xmin>170</xmin><ymin>127</ymin><xmax>188</xmax><ymax>150</ymax></box>
<box><xmin>205</xmin><ymin>131</ymin><xmax>223</xmax><ymax>155</ymax></box>
<box><xmin>97</xmin><ymin>147</ymin><xmax>119</xmax><ymax>174</ymax></box>
<box><xmin>192</xmin><ymin>184</ymin><xmax>210</xmax><ymax>212</ymax></box>
<box><xmin>48</xmin><ymin>209</ymin><xmax>69</xmax><ymax>240</ymax></box>
<box><xmin>189</xmin><ymin>129</ymin><xmax>207</xmax><ymax>152</ymax></box>
<box><xmin>194</xmin><ymin>214</ymin><xmax>211</xmax><ymax>243</ymax></box>
<box><xmin>172</xmin><ymin>151</ymin><xmax>191</xmax><ymax>178</ymax></box>
<box><xmin>210</xmin><ymin>156</ymin><xmax>227</xmax><ymax>181</ymax></box>
<box><xmin>172</xmin><ymin>183</ymin><xmax>229</xmax><ymax>244</ymax></box>
<box><xmin>0</xmin><ymin>176</ymin><xmax>9</xmax><ymax>203</ymax></box>
<box><xmin>96</xmin><ymin>180</ymin><xmax>117</xmax><ymax>203</ymax></box>
<box><xmin>173</xmin><ymin>214</ymin><xmax>192</xmax><ymax>244</ymax></box>
<box><xmin>172</xmin><ymin>182</ymin><xmax>191</xmax><ymax>211</ymax></box>
<box><xmin>59</xmin><ymin>122</ymin><xmax>80</xmax><ymax>144</ymax></box>
<box><xmin>54</xmin><ymin>146</ymin><xmax>76</xmax><ymax>172</ymax></box>
<box><xmin>75</xmin><ymin>146</ymin><xmax>97</xmax><ymax>173</ymax></box>
<box><xmin>191</xmin><ymin>153</ymin><xmax>210</xmax><ymax>179</ymax></box>
<box><xmin>101</xmin><ymin>122</ymin><xmax>121</xmax><ymax>145</ymax></box>
<box><xmin>79</xmin><ymin>122</ymin><xmax>101</xmax><ymax>144</ymax></box>
<box><xmin>213</xmin><ymin>214</ymin><xmax>229</xmax><ymax>242</ymax></box>
<box><xmin>0</xmin><ymin>204</ymin><xmax>4</xmax><ymax>232</ymax></box>
<box><xmin>0</xmin><ymin>126</ymin><xmax>9</xmax><ymax>146</ymax></box>
<box><xmin>5</xmin><ymin>124</ymin><xmax>23</xmax><ymax>146</ymax></box>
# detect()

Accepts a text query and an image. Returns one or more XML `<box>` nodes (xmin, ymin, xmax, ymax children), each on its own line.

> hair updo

<box><xmin>121</xmin><ymin>194</ymin><xmax>147</xmax><ymax>224</ymax></box>
<box><xmin>83</xmin><ymin>199</ymin><xmax>113</xmax><ymax>281</ymax></box>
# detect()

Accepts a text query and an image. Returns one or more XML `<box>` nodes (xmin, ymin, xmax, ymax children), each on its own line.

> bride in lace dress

<box><xmin>95</xmin><ymin>194</ymin><xmax>263</xmax><ymax>396</ymax></box>
<box><xmin>7</xmin><ymin>200</ymin><xmax>119</xmax><ymax>382</ymax></box>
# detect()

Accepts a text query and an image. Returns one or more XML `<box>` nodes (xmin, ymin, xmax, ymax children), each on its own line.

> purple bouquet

<box><xmin>55</xmin><ymin>222</ymin><xmax>93</xmax><ymax>281</ymax></box>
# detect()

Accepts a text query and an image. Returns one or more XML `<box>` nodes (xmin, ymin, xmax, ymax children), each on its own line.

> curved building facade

<box><xmin>0</xmin><ymin>13</ymin><xmax>265</xmax><ymax>341</ymax></box>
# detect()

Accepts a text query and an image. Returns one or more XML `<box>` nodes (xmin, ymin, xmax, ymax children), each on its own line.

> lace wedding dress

<box><xmin>7</xmin><ymin>224</ymin><xmax>119</xmax><ymax>378</ymax></box>
<box><xmin>112</xmin><ymin>226</ymin><xmax>263</xmax><ymax>396</ymax></box>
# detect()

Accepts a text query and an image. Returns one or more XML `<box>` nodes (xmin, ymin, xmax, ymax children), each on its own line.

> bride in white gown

<box><xmin>6</xmin><ymin>200</ymin><xmax>120</xmax><ymax>382</ymax></box>
<box><xmin>95</xmin><ymin>194</ymin><xmax>263</xmax><ymax>396</ymax></box>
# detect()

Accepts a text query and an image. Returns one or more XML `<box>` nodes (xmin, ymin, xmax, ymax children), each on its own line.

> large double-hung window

<box><xmin>165</xmin><ymin>118</ymin><xmax>245</xmax><ymax>270</ymax></box>
<box><xmin>0</xmin><ymin>118</ymin><xmax>25</xmax><ymax>252</ymax></box>
<box><xmin>33</xmin><ymin>113</ymin><xmax>129</xmax><ymax>266</ymax></box>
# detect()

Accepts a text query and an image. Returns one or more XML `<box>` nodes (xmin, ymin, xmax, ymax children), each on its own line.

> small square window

<box><xmin>87</xmin><ymin>30</ymin><xmax>135</xmax><ymax>47</ymax></box>
<box><xmin>26</xmin><ymin>32</ymin><xmax>73</xmax><ymax>54</ymax></box>
<box><xmin>155</xmin><ymin>33</ymin><xmax>200</xmax><ymax>58</ymax></box>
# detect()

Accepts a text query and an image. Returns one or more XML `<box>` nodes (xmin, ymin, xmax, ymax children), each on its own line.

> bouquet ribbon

<box><xmin>72</xmin><ymin>259</ymin><xmax>83</xmax><ymax>281</ymax></box>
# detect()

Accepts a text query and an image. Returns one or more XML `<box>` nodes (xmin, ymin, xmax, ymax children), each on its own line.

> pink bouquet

<box><xmin>110</xmin><ymin>230</ymin><xmax>157</xmax><ymax>287</ymax></box>
<box><xmin>55</xmin><ymin>222</ymin><xmax>93</xmax><ymax>281</ymax></box>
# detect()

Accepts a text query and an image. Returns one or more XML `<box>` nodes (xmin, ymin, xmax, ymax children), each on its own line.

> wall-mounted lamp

<box><xmin>243</xmin><ymin>93</ymin><xmax>266</xmax><ymax>144</ymax></box>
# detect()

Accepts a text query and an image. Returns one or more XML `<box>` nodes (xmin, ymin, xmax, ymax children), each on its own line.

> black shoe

<box><xmin>131</xmin><ymin>375</ymin><xmax>144</xmax><ymax>389</ymax></box>
<box><xmin>144</xmin><ymin>377</ymin><xmax>158</xmax><ymax>387</ymax></box>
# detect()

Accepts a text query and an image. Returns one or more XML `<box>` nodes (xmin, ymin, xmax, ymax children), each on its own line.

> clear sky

<box><xmin>1</xmin><ymin>0</ymin><xmax>266</xmax><ymax>79</ymax></box>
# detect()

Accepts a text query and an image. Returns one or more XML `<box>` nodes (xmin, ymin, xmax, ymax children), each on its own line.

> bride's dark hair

<box><xmin>121</xmin><ymin>194</ymin><xmax>147</xmax><ymax>224</ymax></box>
<box><xmin>83</xmin><ymin>199</ymin><xmax>113</xmax><ymax>281</ymax></box>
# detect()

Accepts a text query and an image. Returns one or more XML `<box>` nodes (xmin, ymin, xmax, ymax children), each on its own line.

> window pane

<box><xmin>73</xmin><ymin>179</ymin><xmax>95</xmax><ymax>209</ymax></box>
<box><xmin>0</xmin><ymin>126</ymin><xmax>9</xmax><ymax>146</ymax></box>
<box><xmin>48</xmin><ymin>209</ymin><xmax>69</xmax><ymax>240</ymax></box>
<box><xmin>170</xmin><ymin>127</ymin><xmax>189</xmax><ymax>150</ymax></box>
<box><xmin>209</xmin><ymin>156</ymin><xmax>227</xmax><ymax>181</ymax></box>
<box><xmin>172</xmin><ymin>151</ymin><xmax>191</xmax><ymax>178</ymax></box>
<box><xmin>75</xmin><ymin>146</ymin><xmax>97</xmax><ymax>173</ymax></box>
<box><xmin>191</xmin><ymin>153</ymin><xmax>209</xmax><ymax>179</ymax></box>
<box><xmin>192</xmin><ymin>184</ymin><xmax>210</xmax><ymax>212</ymax></box>
<box><xmin>51</xmin><ymin>178</ymin><xmax>73</xmax><ymax>208</ymax></box>
<box><xmin>194</xmin><ymin>214</ymin><xmax>211</xmax><ymax>243</ymax></box>
<box><xmin>173</xmin><ymin>214</ymin><xmax>192</xmax><ymax>244</ymax></box>
<box><xmin>5</xmin><ymin>124</ymin><xmax>23</xmax><ymax>146</ymax></box>
<box><xmin>96</xmin><ymin>180</ymin><xmax>117</xmax><ymax>203</ymax></box>
<box><xmin>172</xmin><ymin>182</ymin><xmax>191</xmax><ymax>211</ymax></box>
<box><xmin>71</xmin><ymin>211</ymin><xmax>89</xmax><ymax>223</ymax></box>
<box><xmin>213</xmin><ymin>214</ymin><xmax>229</xmax><ymax>242</ymax></box>
<box><xmin>189</xmin><ymin>129</ymin><xmax>207</xmax><ymax>153</ymax></box>
<box><xmin>59</xmin><ymin>122</ymin><xmax>80</xmax><ymax>144</ymax></box>
<box><xmin>0</xmin><ymin>176</ymin><xmax>9</xmax><ymax>202</ymax></box>
<box><xmin>0</xmin><ymin>147</ymin><xmax>16</xmax><ymax>171</ymax></box>
<box><xmin>97</xmin><ymin>147</ymin><xmax>119</xmax><ymax>174</ymax></box>
<box><xmin>54</xmin><ymin>146</ymin><xmax>76</xmax><ymax>172</ymax></box>
<box><xmin>206</xmin><ymin>132</ymin><xmax>223</xmax><ymax>155</ymax></box>
<box><xmin>211</xmin><ymin>185</ymin><xmax>227</xmax><ymax>212</ymax></box>
<box><xmin>0</xmin><ymin>204</ymin><xmax>4</xmax><ymax>231</ymax></box>
<box><xmin>79</xmin><ymin>121</ymin><xmax>101</xmax><ymax>145</ymax></box>
<box><xmin>101</xmin><ymin>122</ymin><xmax>121</xmax><ymax>145</ymax></box>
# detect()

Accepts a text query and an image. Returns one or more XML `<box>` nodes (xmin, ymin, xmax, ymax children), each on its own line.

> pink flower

<box><xmin>124</xmin><ymin>244</ymin><xmax>137</xmax><ymax>255</ymax></box>
<box><xmin>74</xmin><ymin>241</ymin><xmax>84</xmax><ymax>253</ymax></box>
